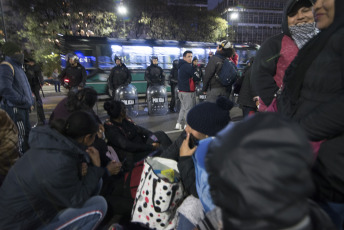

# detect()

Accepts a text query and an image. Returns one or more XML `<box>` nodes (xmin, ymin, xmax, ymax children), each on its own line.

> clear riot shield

<box><xmin>114</xmin><ymin>84</ymin><xmax>139</xmax><ymax>117</ymax></box>
<box><xmin>147</xmin><ymin>85</ymin><xmax>168</xmax><ymax>116</ymax></box>
<box><xmin>196</xmin><ymin>82</ymin><xmax>206</xmax><ymax>104</ymax></box>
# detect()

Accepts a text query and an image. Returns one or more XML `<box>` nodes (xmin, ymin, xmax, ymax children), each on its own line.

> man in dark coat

<box><xmin>108</xmin><ymin>56</ymin><xmax>132</xmax><ymax>98</ymax></box>
<box><xmin>59</xmin><ymin>54</ymin><xmax>87</xmax><ymax>92</ymax></box>
<box><xmin>144</xmin><ymin>56</ymin><xmax>165</xmax><ymax>89</ymax></box>
<box><xmin>168</xmin><ymin>59</ymin><xmax>179</xmax><ymax>112</ymax></box>
<box><xmin>202</xmin><ymin>40</ymin><xmax>235</xmax><ymax>103</ymax></box>
<box><xmin>25</xmin><ymin>58</ymin><xmax>46</xmax><ymax>125</ymax></box>
<box><xmin>0</xmin><ymin>41</ymin><xmax>34</xmax><ymax>154</ymax></box>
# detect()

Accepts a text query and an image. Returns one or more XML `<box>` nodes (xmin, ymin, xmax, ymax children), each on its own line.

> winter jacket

<box><xmin>169</xmin><ymin>62</ymin><xmax>178</xmax><ymax>85</ymax></box>
<box><xmin>251</xmin><ymin>0</ymin><xmax>301</xmax><ymax>111</ymax></box>
<box><xmin>178</xmin><ymin>59</ymin><xmax>197</xmax><ymax>92</ymax></box>
<box><xmin>104</xmin><ymin>118</ymin><xmax>154</xmax><ymax>154</ymax></box>
<box><xmin>160</xmin><ymin>131</ymin><xmax>198</xmax><ymax>198</ymax></box>
<box><xmin>206</xmin><ymin>113</ymin><xmax>335</xmax><ymax>230</ymax></box>
<box><xmin>108</xmin><ymin>64</ymin><xmax>132</xmax><ymax>90</ymax></box>
<box><xmin>202</xmin><ymin>53</ymin><xmax>227</xmax><ymax>92</ymax></box>
<box><xmin>144</xmin><ymin>64</ymin><xmax>165</xmax><ymax>88</ymax></box>
<box><xmin>25</xmin><ymin>63</ymin><xmax>43</xmax><ymax>90</ymax></box>
<box><xmin>0</xmin><ymin>126</ymin><xmax>104</xmax><ymax>229</ymax></box>
<box><xmin>59</xmin><ymin>63</ymin><xmax>87</xmax><ymax>88</ymax></box>
<box><xmin>0</xmin><ymin>57</ymin><xmax>34</xmax><ymax>109</ymax></box>
<box><xmin>279</xmin><ymin>27</ymin><xmax>344</xmax><ymax>203</ymax></box>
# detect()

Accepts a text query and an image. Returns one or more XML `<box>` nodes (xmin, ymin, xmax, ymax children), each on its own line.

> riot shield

<box><xmin>114</xmin><ymin>84</ymin><xmax>139</xmax><ymax>117</ymax></box>
<box><xmin>147</xmin><ymin>85</ymin><xmax>168</xmax><ymax>116</ymax></box>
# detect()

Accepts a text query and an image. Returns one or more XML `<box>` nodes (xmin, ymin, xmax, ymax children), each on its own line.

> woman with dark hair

<box><xmin>0</xmin><ymin>111</ymin><xmax>107</xmax><ymax>229</ymax></box>
<box><xmin>49</xmin><ymin>87</ymin><xmax>99</xmax><ymax>124</ymax></box>
<box><xmin>278</xmin><ymin>0</ymin><xmax>344</xmax><ymax>228</ymax></box>
<box><xmin>103</xmin><ymin>100</ymin><xmax>172</xmax><ymax>166</ymax></box>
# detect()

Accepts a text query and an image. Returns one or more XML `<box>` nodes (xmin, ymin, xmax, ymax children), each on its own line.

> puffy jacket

<box><xmin>178</xmin><ymin>59</ymin><xmax>197</xmax><ymax>92</ymax></box>
<box><xmin>0</xmin><ymin>126</ymin><xmax>104</xmax><ymax>229</ymax></box>
<box><xmin>108</xmin><ymin>64</ymin><xmax>132</xmax><ymax>90</ymax></box>
<box><xmin>25</xmin><ymin>63</ymin><xmax>43</xmax><ymax>90</ymax></box>
<box><xmin>59</xmin><ymin>63</ymin><xmax>87</xmax><ymax>88</ymax></box>
<box><xmin>206</xmin><ymin>113</ymin><xmax>335</xmax><ymax>230</ymax></box>
<box><xmin>0</xmin><ymin>56</ymin><xmax>34</xmax><ymax>109</ymax></box>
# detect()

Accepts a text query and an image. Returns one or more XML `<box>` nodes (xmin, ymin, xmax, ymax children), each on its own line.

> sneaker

<box><xmin>175</xmin><ymin>123</ymin><xmax>182</xmax><ymax>130</ymax></box>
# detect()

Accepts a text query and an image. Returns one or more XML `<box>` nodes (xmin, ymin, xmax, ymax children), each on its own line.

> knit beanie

<box><xmin>0</xmin><ymin>109</ymin><xmax>19</xmax><ymax>177</ymax></box>
<box><xmin>187</xmin><ymin>97</ymin><xmax>233</xmax><ymax>136</ymax></box>
<box><xmin>1</xmin><ymin>41</ymin><xmax>21</xmax><ymax>56</ymax></box>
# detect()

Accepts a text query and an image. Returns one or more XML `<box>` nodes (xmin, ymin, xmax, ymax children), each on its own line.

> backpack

<box><xmin>214</xmin><ymin>58</ymin><xmax>238</xmax><ymax>87</ymax></box>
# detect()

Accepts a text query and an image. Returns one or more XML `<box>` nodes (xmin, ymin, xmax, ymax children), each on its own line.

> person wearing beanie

<box><xmin>203</xmin><ymin>113</ymin><xmax>335</xmax><ymax>230</ymax></box>
<box><xmin>202</xmin><ymin>40</ymin><xmax>235</xmax><ymax>103</ymax></box>
<box><xmin>160</xmin><ymin>96</ymin><xmax>233</xmax><ymax>229</ymax></box>
<box><xmin>0</xmin><ymin>109</ymin><xmax>19</xmax><ymax>187</ymax></box>
<box><xmin>192</xmin><ymin>56</ymin><xmax>202</xmax><ymax>89</ymax></box>
<box><xmin>0</xmin><ymin>41</ymin><xmax>34</xmax><ymax>155</ymax></box>
<box><xmin>251</xmin><ymin>0</ymin><xmax>318</xmax><ymax>112</ymax></box>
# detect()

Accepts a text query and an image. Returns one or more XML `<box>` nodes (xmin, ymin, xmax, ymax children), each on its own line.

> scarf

<box><xmin>289</xmin><ymin>23</ymin><xmax>319</xmax><ymax>49</ymax></box>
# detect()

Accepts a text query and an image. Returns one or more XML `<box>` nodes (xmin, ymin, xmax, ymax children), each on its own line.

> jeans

<box><xmin>54</xmin><ymin>80</ymin><xmax>61</xmax><ymax>92</ymax></box>
<box><xmin>39</xmin><ymin>196</ymin><xmax>107</xmax><ymax>230</ymax></box>
<box><xmin>318</xmin><ymin>201</ymin><xmax>344</xmax><ymax>230</ymax></box>
<box><xmin>177</xmin><ymin>213</ymin><xmax>196</xmax><ymax>230</ymax></box>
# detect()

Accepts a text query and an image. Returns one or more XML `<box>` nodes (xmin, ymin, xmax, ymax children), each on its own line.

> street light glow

<box><xmin>231</xmin><ymin>12</ymin><xmax>239</xmax><ymax>20</ymax></box>
<box><xmin>118</xmin><ymin>5</ymin><xmax>127</xmax><ymax>15</ymax></box>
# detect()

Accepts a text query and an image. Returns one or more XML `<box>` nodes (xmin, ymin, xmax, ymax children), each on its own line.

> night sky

<box><xmin>208</xmin><ymin>0</ymin><xmax>221</xmax><ymax>10</ymax></box>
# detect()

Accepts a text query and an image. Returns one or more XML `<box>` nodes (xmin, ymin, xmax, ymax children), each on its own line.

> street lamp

<box><xmin>117</xmin><ymin>3</ymin><xmax>127</xmax><ymax>37</ymax></box>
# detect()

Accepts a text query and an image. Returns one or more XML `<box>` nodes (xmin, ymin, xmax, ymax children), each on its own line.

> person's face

<box><xmin>183</xmin><ymin>53</ymin><xmax>193</xmax><ymax>64</ymax></box>
<box><xmin>288</xmin><ymin>6</ymin><xmax>314</xmax><ymax>26</ymax></box>
<box><xmin>313</xmin><ymin>0</ymin><xmax>335</xmax><ymax>30</ymax></box>
<box><xmin>152</xmin><ymin>59</ymin><xmax>158</xmax><ymax>65</ymax></box>
<box><xmin>185</xmin><ymin>125</ymin><xmax>208</xmax><ymax>141</ymax></box>
<box><xmin>116</xmin><ymin>59</ymin><xmax>121</xmax><ymax>66</ymax></box>
<box><xmin>82</xmin><ymin>133</ymin><xmax>97</xmax><ymax>146</ymax></box>
<box><xmin>193</xmin><ymin>59</ymin><xmax>198</xmax><ymax>66</ymax></box>
<box><xmin>69</xmin><ymin>58</ymin><xmax>76</xmax><ymax>66</ymax></box>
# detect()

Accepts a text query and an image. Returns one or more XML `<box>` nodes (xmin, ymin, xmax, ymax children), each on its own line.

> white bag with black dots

<box><xmin>131</xmin><ymin>157</ymin><xmax>186</xmax><ymax>229</ymax></box>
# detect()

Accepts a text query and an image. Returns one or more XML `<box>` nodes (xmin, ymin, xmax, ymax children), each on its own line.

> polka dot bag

<box><xmin>131</xmin><ymin>157</ymin><xmax>185</xmax><ymax>229</ymax></box>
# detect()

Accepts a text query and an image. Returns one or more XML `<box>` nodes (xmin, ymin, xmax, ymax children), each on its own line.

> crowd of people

<box><xmin>0</xmin><ymin>0</ymin><xmax>343</xmax><ymax>229</ymax></box>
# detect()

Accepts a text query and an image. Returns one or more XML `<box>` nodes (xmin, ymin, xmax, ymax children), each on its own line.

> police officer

<box><xmin>25</xmin><ymin>58</ymin><xmax>46</xmax><ymax>125</ymax></box>
<box><xmin>108</xmin><ymin>56</ymin><xmax>132</xmax><ymax>98</ymax></box>
<box><xmin>144</xmin><ymin>56</ymin><xmax>165</xmax><ymax>89</ymax></box>
<box><xmin>59</xmin><ymin>54</ymin><xmax>87</xmax><ymax>92</ymax></box>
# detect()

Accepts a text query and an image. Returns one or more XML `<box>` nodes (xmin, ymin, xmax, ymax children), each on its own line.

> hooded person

<box><xmin>0</xmin><ymin>41</ymin><xmax>34</xmax><ymax>155</ymax></box>
<box><xmin>278</xmin><ymin>0</ymin><xmax>344</xmax><ymax>228</ymax></box>
<box><xmin>204</xmin><ymin>113</ymin><xmax>335</xmax><ymax>230</ymax></box>
<box><xmin>202</xmin><ymin>40</ymin><xmax>235</xmax><ymax>103</ymax></box>
<box><xmin>251</xmin><ymin>0</ymin><xmax>318</xmax><ymax>112</ymax></box>
<box><xmin>0</xmin><ymin>109</ymin><xmax>19</xmax><ymax>186</ymax></box>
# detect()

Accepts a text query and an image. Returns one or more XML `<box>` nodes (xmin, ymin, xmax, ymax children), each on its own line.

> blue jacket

<box><xmin>178</xmin><ymin>59</ymin><xmax>197</xmax><ymax>92</ymax></box>
<box><xmin>0</xmin><ymin>57</ymin><xmax>33</xmax><ymax>109</ymax></box>
<box><xmin>0</xmin><ymin>126</ymin><xmax>104</xmax><ymax>229</ymax></box>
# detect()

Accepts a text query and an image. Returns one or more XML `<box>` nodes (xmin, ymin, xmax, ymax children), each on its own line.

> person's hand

<box><xmin>180</xmin><ymin>133</ymin><xmax>197</xmax><ymax>157</ymax></box>
<box><xmin>106</xmin><ymin>161</ymin><xmax>122</xmax><ymax>175</ymax></box>
<box><xmin>97</xmin><ymin>124</ymin><xmax>105</xmax><ymax>139</ymax></box>
<box><xmin>152</xmin><ymin>142</ymin><xmax>160</xmax><ymax>149</ymax></box>
<box><xmin>86</xmin><ymin>146</ymin><xmax>101</xmax><ymax>167</ymax></box>
<box><xmin>203</xmin><ymin>91</ymin><xmax>207</xmax><ymax>95</ymax></box>
<box><xmin>81</xmin><ymin>162</ymin><xmax>88</xmax><ymax>176</ymax></box>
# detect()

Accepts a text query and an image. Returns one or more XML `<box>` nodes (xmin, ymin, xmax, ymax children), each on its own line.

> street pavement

<box><xmin>30</xmin><ymin>84</ymin><xmax>243</xmax><ymax>142</ymax></box>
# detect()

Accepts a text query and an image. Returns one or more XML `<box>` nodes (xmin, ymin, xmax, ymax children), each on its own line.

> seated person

<box><xmin>0</xmin><ymin>111</ymin><xmax>107</xmax><ymax>229</ymax></box>
<box><xmin>103</xmin><ymin>100</ymin><xmax>172</xmax><ymax>168</ymax></box>
<box><xmin>0</xmin><ymin>109</ymin><xmax>19</xmax><ymax>187</ymax></box>
<box><xmin>201</xmin><ymin>113</ymin><xmax>335</xmax><ymax>230</ymax></box>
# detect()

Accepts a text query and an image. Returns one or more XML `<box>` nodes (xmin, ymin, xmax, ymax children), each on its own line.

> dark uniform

<box><xmin>169</xmin><ymin>60</ymin><xmax>179</xmax><ymax>112</ymax></box>
<box><xmin>108</xmin><ymin>60</ymin><xmax>132</xmax><ymax>98</ymax></box>
<box><xmin>144</xmin><ymin>59</ymin><xmax>165</xmax><ymax>89</ymax></box>
<box><xmin>25</xmin><ymin>61</ymin><xmax>46</xmax><ymax>124</ymax></box>
<box><xmin>59</xmin><ymin>63</ymin><xmax>87</xmax><ymax>91</ymax></box>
